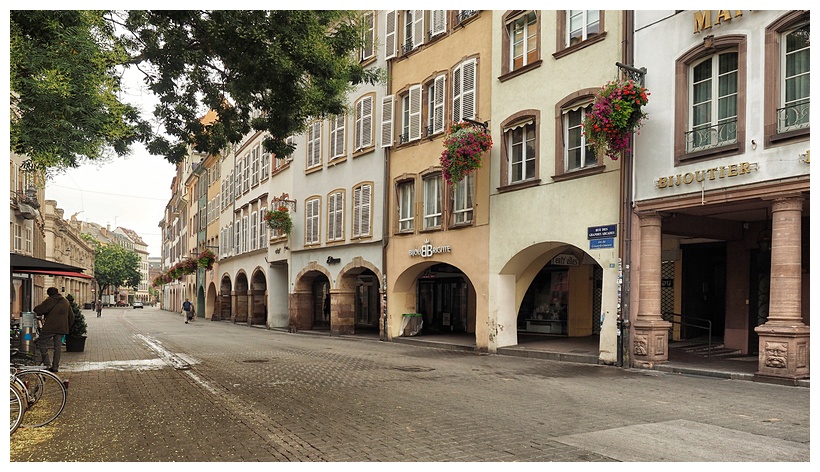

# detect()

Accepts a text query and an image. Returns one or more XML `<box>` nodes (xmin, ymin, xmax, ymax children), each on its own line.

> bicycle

<box><xmin>10</xmin><ymin>379</ymin><xmax>27</xmax><ymax>435</ymax></box>
<box><xmin>10</xmin><ymin>349</ymin><xmax>68</xmax><ymax>429</ymax></box>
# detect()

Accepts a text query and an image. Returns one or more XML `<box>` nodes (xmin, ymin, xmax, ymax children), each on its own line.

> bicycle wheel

<box><xmin>10</xmin><ymin>383</ymin><xmax>27</xmax><ymax>435</ymax></box>
<box><xmin>15</xmin><ymin>369</ymin><xmax>66</xmax><ymax>428</ymax></box>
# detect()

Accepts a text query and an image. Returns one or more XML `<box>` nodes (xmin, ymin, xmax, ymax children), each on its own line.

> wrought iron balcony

<box><xmin>402</xmin><ymin>39</ymin><xmax>415</xmax><ymax>55</ymax></box>
<box><xmin>399</xmin><ymin>133</ymin><xmax>410</xmax><ymax>144</ymax></box>
<box><xmin>685</xmin><ymin>120</ymin><xmax>738</xmax><ymax>153</ymax></box>
<box><xmin>457</xmin><ymin>10</ymin><xmax>477</xmax><ymax>23</ymax></box>
<box><xmin>777</xmin><ymin>99</ymin><xmax>810</xmax><ymax>134</ymax></box>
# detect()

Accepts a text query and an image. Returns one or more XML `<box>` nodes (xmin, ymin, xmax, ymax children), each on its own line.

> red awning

<box><xmin>21</xmin><ymin>270</ymin><xmax>95</xmax><ymax>279</ymax></box>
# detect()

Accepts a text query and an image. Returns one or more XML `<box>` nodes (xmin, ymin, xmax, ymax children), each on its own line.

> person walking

<box><xmin>33</xmin><ymin>287</ymin><xmax>75</xmax><ymax>373</ymax></box>
<box><xmin>96</xmin><ymin>299</ymin><xmax>103</xmax><ymax>318</ymax></box>
<box><xmin>182</xmin><ymin>298</ymin><xmax>193</xmax><ymax>324</ymax></box>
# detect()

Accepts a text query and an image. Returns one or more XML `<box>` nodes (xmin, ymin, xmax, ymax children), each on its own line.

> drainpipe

<box><xmin>380</xmin><ymin>58</ymin><xmax>392</xmax><ymax>342</ymax></box>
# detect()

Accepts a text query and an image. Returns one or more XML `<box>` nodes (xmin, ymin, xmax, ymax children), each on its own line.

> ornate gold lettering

<box><xmin>658</xmin><ymin>177</ymin><xmax>668</xmax><ymax>188</ymax></box>
<box><xmin>673</xmin><ymin>174</ymin><xmax>682</xmax><ymax>186</ymax></box>
<box><xmin>694</xmin><ymin>11</ymin><xmax>711</xmax><ymax>33</ymax></box>
<box><xmin>738</xmin><ymin>162</ymin><xmax>751</xmax><ymax>175</ymax></box>
<box><xmin>715</xmin><ymin>10</ymin><xmax>733</xmax><ymax>25</ymax></box>
<box><xmin>728</xmin><ymin>164</ymin><xmax>738</xmax><ymax>177</ymax></box>
<box><xmin>683</xmin><ymin>173</ymin><xmax>694</xmax><ymax>184</ymax></box>
<box><xmin>707</xmin><ymin>168</ymin><xmax>718</xmax><ymax>180</ymax></box>
<box><xmin>695</xmin><ymin>170</ymin><xmax>705</xmax><ymax>182</ymax></box>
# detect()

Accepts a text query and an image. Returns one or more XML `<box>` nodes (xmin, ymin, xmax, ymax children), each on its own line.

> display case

<box><xmin>525</xmin><ymin>318</ymin><xmax>567</xmax><ymax>334</ymax></box>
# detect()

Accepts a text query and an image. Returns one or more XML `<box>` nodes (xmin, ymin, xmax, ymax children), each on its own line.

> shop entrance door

<box><xmin>312</xmin><ymin>278</ymin><xmax>330</xmax><ymax>329</ymax></box>
<box><xmin>355</xmin><ymin>274</ymin><xmax>380</xmax><ymax>329</ymax></box>
<box><xmin>417</xmin><ymin>279</ymin><xmax>468</xmax><ymax>334</ymax></box>
<box><xmin>681</xmin><ymin>243</ymin><xmax>726</xmax><ymax>338</ymax></box>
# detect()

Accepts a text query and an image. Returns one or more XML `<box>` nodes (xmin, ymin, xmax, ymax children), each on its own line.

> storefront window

<box><xmin>518</xmin><ymin>268</ymin><xmax>568</xmax><ymax>335</ymax></box>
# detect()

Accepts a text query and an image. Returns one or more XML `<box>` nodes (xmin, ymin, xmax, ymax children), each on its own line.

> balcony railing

<box><xmin>777</xmin><ymin>99</ymin><xmax>810</xmax><ymax>134</ymax></box>
<box><xmin>685</xmin><ymin>120</ymin><xmax>738</xmax><ymax>153</ymax></box>
<box><xmin>402</xmin><ymin>39</ymin><xmax>415</xmax><ymax>55</ymax></box>
<box><xmin>457</xmin><ymin>10</ymin><xmax>477</xmax><ymax>23</ymax></box>
<box><xmin>399</xmin><ymin>133</ymin><xmax>410</xmax><ymax>144</ymax></box>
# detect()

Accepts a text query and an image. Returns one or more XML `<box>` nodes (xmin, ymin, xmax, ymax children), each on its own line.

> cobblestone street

<box><xmin>10</xmin><ymin>307</ymin><xmax>811</xmax><ymax>463</ymax></box>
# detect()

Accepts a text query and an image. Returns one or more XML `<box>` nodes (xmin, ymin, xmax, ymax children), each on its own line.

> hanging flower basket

<box><xmin>583</xmin><ymin>79</ymin><xmax>649</xmax><ymax>160</ymax></box>
<box><xmin>264</xmin><ymin>206</ymin><xmax>293</xmax><ymax>236</ymax></box>
<box><xmin>197</xmin><ymin>249</ymin><xmax>216</xmax><ymax>270</ymax></box>
<box><xmin>440</xmin><ymin>121</ymin><xmax>493</xmax><ymax>186</ymax></box>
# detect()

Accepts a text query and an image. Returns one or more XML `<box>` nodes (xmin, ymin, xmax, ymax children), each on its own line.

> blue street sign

<box><xmin>588</xmin><ymin>224</ymin><xmax>617</xmax><ymax>239</ymax></box>
<box><xmin>590</xmin><ymin>238</ymin><xmax>615</xmax><ymax>249</ymax></box>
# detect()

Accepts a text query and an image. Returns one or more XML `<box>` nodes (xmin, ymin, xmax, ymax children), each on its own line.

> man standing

<box><xmin>96</xmin><ymin>299</ymin><xmax>103</xmax><ymax>318</ymax></box>
<box><xmin>33</xmin><ymin>287</ymin><xmax>74</xmax><ymax>373</ymax></box>
<box><xmin>182</xmin><ymin>298</ymin><xmax>193</xmax><ymax>324</ymax></box>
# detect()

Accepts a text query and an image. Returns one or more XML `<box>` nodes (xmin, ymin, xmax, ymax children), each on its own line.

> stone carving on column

<box><xmin>631</xmin><ymin>211</ymin><xmax>672</xmax><ymax>368</ymax></box>
<box><xmin>754</xmin><ymin>195</ymin><xmax>809</xmax><ymax>383</ymax></box>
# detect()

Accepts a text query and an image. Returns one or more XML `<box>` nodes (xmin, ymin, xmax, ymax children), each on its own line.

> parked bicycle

<box><xmin>10</xmin><ymin>348</ymin><xmax>68</xmax><ymax>432</ymax></box>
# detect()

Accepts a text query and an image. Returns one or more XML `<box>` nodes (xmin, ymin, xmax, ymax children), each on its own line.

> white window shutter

<box><xmin>409</xmin><ymin>84</ymin><xmax>422</xmax><ymax>141</ymax></box>
<box><xmin>334</xmin><ymin>115</ymin><xmax>345</xmax><ymax>158</ymax></box>
<box><xmin>361</xmin><ymin>96</ymin><xmax>373</xmax><ymax>149</ymax></box>
<box><xmin>355</xmin><ymin>100</ymin><xmax>363</xmax><ymax>150</ymax></box>
<box><xmin>413</xmin><ymin>10</ymin><xmax>425</xmax><ymax>48</ymax></box>
<box><xmin>432</xmin><ymin>10</ymin><xmax>446</xmax><ymax>36</ymax></box>
<box><xmin>462</xmin><ymin>59</ymin><xmax>476</xmax><ymax>120</ymax></box>
<box><xmin>361</xmin><ymin>184</ymin><xmax>371</xmax><ymax>236</ymax></box>
<box><xmin>452</xmin><ymin>66</ymin><xmax>462</xmax><ymax>123</ymax></box>
<box><xmin>381</xmin><ymin>95</ymin><xmax>394</xmax><ymax>148</ymax></box>
<box><xmin>352</xmin><ymin>186</ymin><xmax>362</xmax><ymax>237</ymax></box>
<box><xmin>434</xmin><ymin>75</ymin><xmax>446</xmax><ymax>134</ymax></box>
<box><xmin>385</xmin><ymin>11</ymin><xmax>397</xmax><ymax>60</ymax></box>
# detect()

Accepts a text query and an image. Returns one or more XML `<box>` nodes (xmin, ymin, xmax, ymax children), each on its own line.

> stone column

<box><xmin>231</xmin><ymin>290</ymin><xmax>237</xmax><ymax>323</ymax></box>
<box><xmin>631</xmin><ymin>212</ymin><xmax>672</xmax><ymax>368</ymax></box>
<box><xmin>755</xmin><ymin>196</ymin><xmax>809</xmax><ymax>383</ymax></box>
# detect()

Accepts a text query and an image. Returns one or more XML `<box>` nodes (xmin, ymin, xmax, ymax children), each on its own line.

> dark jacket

<box><xmin>33</xmin><ymin>293</ymin><xmax>74</xmax><ymax>335</ymax></box>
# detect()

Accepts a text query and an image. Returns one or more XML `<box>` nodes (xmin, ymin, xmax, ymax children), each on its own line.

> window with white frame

<box><xmin>397</xmin><ymin>180</ymin><xmax>414</xmax><ymax>232</ymax></box>
<box><xmin>251</xmin><ymin>146</ymin><xmax>260</xmax><ymax>187</ymax></box>
<box><xmin>361</xmin><ymin>11</ymin><xmax>376</xmax><ymax>62</ymax></box>
<box><xmin>242</xmin><ymin>152</ymin><xmax>250</xmax><ymax>193</ymax></box>
<box><xmin>305</xmin><ymin>198</ymin><xmax>320</xmax><ymax>245</ymax></box>
<box><xmin>452</xmin><ymin>173</ymin><xmax>474</xmax><ymax>225</ymax></box>
<box><xmin>427</xmin><ymin>75</ymin><xmax>446</xmax><ymax>135</ymax></box>
<box><xmin>307</xmin><ymin>121</ymin><xmax>322</xmax><ymax>169</ymax></box>
<box><xmin>276</xmin><ymin>137</ymin><xmax>295</xmax><ymax>170</ymax></box>
<box><xmin>13</xmin><ymin>223</ymin><xmax>22</xmax><ymax>252</ymax></box>
<box><xmin>385</xmin><ymin>10</ymin><xmax>397</xmax><ymax>60</ymax></box>
<box><xmin>401</xmin><ymin>85</ymin><xmax>422</xmax><ymax>143</ymax></box>
<box><xmin>233</xmin><ymin>220</ymin><xmax>240</xmax><ymax>254</ymax></box>
<box><xmin>402</xmin><ymin>10</ymin><xmax>424</xmax><ymax>54</ymax></box>
<box><xmin>258</xmin><ymin>206</ymin><xmax>267</xmax><ymax>248</ymax></box>
<box><xmin>327</xmin><ymin>191</ymin><xmax>344</xmax><ymax>242</ymax></box>
<box><xmin>250</xmin><ymin>211</ymin><xmax>258</xmax><ymax>251</ymax></box>
<box><xmin>430</xmin><ymin>10</ymin><xmax>446</xmax><ymax>39</ymax></box>
<box><xmin>241</xmin><ymin>215</ymin><xmax>248</xmax><ymax>253</ymax></box>
<box><xmin>509</xmin><ymin>11</ymin><xmax>538</xmax><ymax>71</ymax></box>
<box><xmin>260</xmin><ymin>145</ymin><xmax>270</xmax><ymax>180</ymax></box>
<box><xmin>355</xmin><ymin>95</ymin><xmax>373</xmax><ymax>151</ymax></box>
<box><xmin>564</xmin><ymin>105</ymin><xmax>596</xmax><ymax>171</ymax></box>
<box><xmin>567</xmin><ymin>10</ymin><xmax>600</xmax><ymax>47</ymax></box>
<box><xmin>234</xmin><ymin>159</ymin><xmax>242</xmax><ymax>199</ymax></box>
<box><xmin>780</xmin><ymin>23</ymin><xmax>810</xmax><ymax>132</ymax></box>
<box><xmin>423</xmin><ymin>174</ymin><xmax>442</xmax><ymax>229</ymax></box>
<box><xmin>329</xmin><ymin>114</ymin><xmax>346</xmax><ymax>160</ymax></box>
<box><xmin>452</xmin><ymin>58</ymin><xmax>476</xmax><ymax>123</ymax></box>
<box><xmin>508</xmin><ymin>121</ymin><xmax>536</xmax><ymax>182</ymax></box>
<box><xmin>688</xmin><ymin>51</ymin><xmax>738</xmax><ymax>152</ymax></box>
<box><xmin>352</xmin><ymin>183</ymin><xmax>372</xmax><ymax>238</ymax></box>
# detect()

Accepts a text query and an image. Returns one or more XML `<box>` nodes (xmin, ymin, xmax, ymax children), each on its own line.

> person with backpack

<box><xmin>33</xmin><ymin>287</ymin><xmax>75</xmax><ymax>373</ymax></box>
<box><xmin>182</xmin><ymin>299</ymin><xmax>193</xmax><ymax>324</ymax></box>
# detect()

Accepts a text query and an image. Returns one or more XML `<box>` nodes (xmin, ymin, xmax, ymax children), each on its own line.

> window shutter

<box><xmin>363</xmin><ymin>11</ymin><xmax>375</xmax><ymax>60</ymax></box>
<box><xmin>409</xmin><ymin>84</ymin><xmax>422</xmax><ymax>141</ymax></box>
<box><xmin>433</xmin><ymin>75</ymin><xmax>446</xmax><ymax>134</ymax></box>
<box><xmin>381</xmin><ymin>95</ymin><xmax>394</xmax><ymax>148</ymax></box>
<box><xmin>462</xmin><ymin>59</ymin><xmax>476</xmax><ymax>120</ymax></box>
<box><xmin>432</xmin><ymin>10</ymin><xmax>446</xmax><ymax>36</ymax></box>
<box><xmin>355</xmin><ymin>101</ymin><xmax>363</xmax><ymax>150</ymax></box>
<box><xmin>385</xmin><ymin>11</ymin><xmax>397</xmax><ymax>60</ymax></box>
<box><xmin>413</xmin><ymin>10</ymin><xmax>425</xmax><ymax>48</ymax></box>
<box><xmin>360</xmin><ymin>184</ymin><xmax>372</xmax><ymax>236</ymax></box>
<box><xmin>452</xmin><ymin>66</ymin><xmax>462</xmax><ymax>123</ymax></box>
<box><xmin>361</xmin><ymin>96</ymin><xmax>373</xmax><ymax>149</ymax></box>
<box><xmin>352</xmin><ymin>186</ymin><xmax>362</xmax><ymax>237</ymax></box>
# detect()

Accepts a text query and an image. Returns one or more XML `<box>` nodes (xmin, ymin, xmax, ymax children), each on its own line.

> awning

<box><xmin>10</xmin><ymin>253</ymin><xmax>88</xmax><ymax>274</ymax></box>
<box><xmin>21</xmin><ymin>270</ymin><xmax>95</xmax><ymax>279</ymax></box>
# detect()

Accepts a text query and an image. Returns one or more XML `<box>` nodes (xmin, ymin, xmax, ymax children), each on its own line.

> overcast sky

<box><xmin>44</xmin><ymin>65</ymin><xmax>177</xmax><ymax>259</ymax></box>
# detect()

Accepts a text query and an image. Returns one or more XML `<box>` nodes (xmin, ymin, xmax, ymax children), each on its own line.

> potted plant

<box><xmin>65</xmin><ymin>294</ymin><xmax>87</xmax><ymax>352</ymax></box>
<box><xmin>440</xmin><ymin>121</ymin><xmax>493</xmax><ymax>185</ymax></box>
<box><xmin>582</xmin><ymin>79</ymin><xmax>650</xmax><ymax>160</ymax></box>
<box><xmin>264</xmin><ymin>206</ymin><xmax>294</xmax><ymax>236</ymax></box>
<box><xmin>197</xmin><ymin>248</ymin><xmax>216</xmax><ymax>270</ymax></box>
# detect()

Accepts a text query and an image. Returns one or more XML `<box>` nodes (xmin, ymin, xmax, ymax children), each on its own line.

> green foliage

<box><xmin>65</xmin><ymin>294</ymin><xmax>87</xmax><ymax>337</ymax></box>
<box><xmin>94</xmin><ymin>243</ymin><xmax>141</xmax><ymax>295</ymax></box>
<box><xmin>10</xmin><ymin>11</ymin><xmax>147</xmax><ymax>174</ymax></box>
<box><xmin>11</xmin><ymin>10</ymin><xmax>379</xmax><ymax>171</ymax></box>
<box><xmin>123</xmin><ymin>9</ymin><xmax>380</xmax><ymax>163</ymax></box>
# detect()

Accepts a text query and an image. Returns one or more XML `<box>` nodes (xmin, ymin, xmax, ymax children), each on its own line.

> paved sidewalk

<box><xmin>10</xmin><ymin>306</ymin><xmax>810</xmax><ymax>463</ymax></box>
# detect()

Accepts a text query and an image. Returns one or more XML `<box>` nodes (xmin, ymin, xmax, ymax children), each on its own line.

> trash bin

<box><xmin>401</xmin><ymin>313</ymin><xmax>423</xmax><ymax>336</ymax></box>
<box><xmin>20</xmin><ymin>311</ymin><xmax>36</xmax><ymax>353</ymax></box>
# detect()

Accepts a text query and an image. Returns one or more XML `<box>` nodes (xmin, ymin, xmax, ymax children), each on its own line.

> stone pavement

<box><xmin>9</xmin><ymin>306</ymin><xmax>811</xmax><ymax>463</ymax></box>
